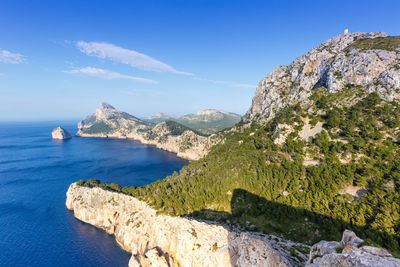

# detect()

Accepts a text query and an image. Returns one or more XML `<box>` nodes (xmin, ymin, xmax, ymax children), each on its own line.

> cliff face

<box><xmin>66</xmin><ymin>183</ymin><xmax>309</xmax><ymax>267</ymax></box>
<box><xmin>245</xmin><ymin>32</ymin><xmax>400</xmax><ymax>122</ymax></box>
<box><xmin>76</xmin><ymin>103</ymin><xmax>219</xmax><ymax>160</ymax></box>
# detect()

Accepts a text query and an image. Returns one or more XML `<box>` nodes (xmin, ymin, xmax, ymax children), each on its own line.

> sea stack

<box><xmin>52</xmin><ymin>126</ymin><xmax>72</xmax><ymax>140</ymax></box>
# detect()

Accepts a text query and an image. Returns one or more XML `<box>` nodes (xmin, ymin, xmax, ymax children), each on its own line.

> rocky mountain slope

<box><xmin>69</xmin><ymin>31</ymin><xmax>400</xmax><ymax>266</ymax></box>
<box><xmin>77</xmin><ymin>103</ymin><xmax>219</xmax><ymax>160</ymax></box>
<box><xmin>245</xmin><ymin>32</ymin><xmax>400</xmax><ymax>122</ymax></box>
<box><xmin>146</xmin><ymin>109</ymin><xmax>241</xmax><ymax>135</ymax></box>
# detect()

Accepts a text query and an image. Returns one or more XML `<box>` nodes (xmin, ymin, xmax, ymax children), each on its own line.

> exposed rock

<box><xmin>77</xmin><ymin>103</ymin><xmax>221</xmax><ymax>160</ymax></box>
<box><xmin>51</xmin><ymin>126</ymin><xmax>71</xmax><ymax>140</ymax></box>
<box><xmin>245</xmin><ymin>32</ymin><xmax>400</xmax><ymax>122</ymax></box>
<box><xmin>273</xmin><ymin>123</ymin><xmax>294</xmax><ymax>145</ymax></box>
<box><xmin>66</xmin><ymin>183</ymin><xmax>309</xmax><ymax>267</ymax></box>
<box><xmin>306</xmin><ymin>230</ymin><xmax>400</xmax><ymax>267</ymax></box>
<box><xmin>298</xmin><ymin>118</ymin><xmax>323</xmax><ymax>141</ymax></box>
<box><xmin>341</xmin><ymin>229</ymin><xmax>364</xmax><ymax>247</ymax></box>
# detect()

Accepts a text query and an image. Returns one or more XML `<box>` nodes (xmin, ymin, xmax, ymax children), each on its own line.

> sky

<box><xmin>0</xmin><ymin>0</ymin><xmax>399</xmax><ymax>120</ymax></box>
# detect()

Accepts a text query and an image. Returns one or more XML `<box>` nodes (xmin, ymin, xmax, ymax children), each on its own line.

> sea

<box><xmin>0</xmin><ymin>121</ymin><xmax>188</xmax><ymax>266</ymax></box>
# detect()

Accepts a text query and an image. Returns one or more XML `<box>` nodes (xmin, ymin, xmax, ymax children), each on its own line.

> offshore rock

<box><xmin>51</xmin><ymin>126</ymin><xmax>71</xmax><ymax>140</ymax></box>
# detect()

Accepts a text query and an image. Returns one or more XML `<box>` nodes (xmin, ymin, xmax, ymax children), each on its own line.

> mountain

<box><xmin>70</xmin><ymin>32</ymin><xmax>400</xmax><ymax>265</ymax></box>
<box><xmin>146</xmin><ymin>112</ymin><xmax>178</xmax><ymax>123</ymax></box>
<box><xmin>245</xmin><ymin>31</ymin><xmax>400</xmax><ymax>122</ymax></box>
<box><xmin>146</xmin><ymin>109</ymin><xmax>242</xmax><ymax>135</ymax></box>
<box><xmin>77</xmin><ymin>103</ymin><xmax>219</xmax><ymax>160</ymax></box>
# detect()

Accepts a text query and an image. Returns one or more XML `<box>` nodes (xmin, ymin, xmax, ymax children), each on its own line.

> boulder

<box><xmin>306</xmin><ymin>230</ymin><xmax>400</xmax><ymax>267</ymax></box>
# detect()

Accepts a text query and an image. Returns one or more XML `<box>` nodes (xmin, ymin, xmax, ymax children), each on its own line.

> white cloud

<box><xmin>62</xmin><ymin>67</ymin><xmax>158</xmax><ymax>84</ymax></box>
<box><xmin>120</xmin><ymin>89</ymin><xmax>162</xmax><ymax>97</ymax></box>
<box><xmin>193</xmin><ymin>77</ymin><xmax>255</xmax><ymax>89</ymax></box>
<box><xmin>76</xmin><ymin>41</ymin><xmax>192</xmax><ymax>76</ymax></box>
<box><xmin>0</xmin><ymin>49</ymin><xmax>26</xmax><ymax>64</ymax></box>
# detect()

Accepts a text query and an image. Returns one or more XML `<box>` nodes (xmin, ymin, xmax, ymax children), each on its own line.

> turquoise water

<box><xmin>0</xmin><ymin>121</ymin><xmax>188</xmax><ymax>266</ymax></box>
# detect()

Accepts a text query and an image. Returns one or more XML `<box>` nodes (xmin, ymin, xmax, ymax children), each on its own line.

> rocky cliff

<box><xmin>66</xmin><ymin>183</ymin><xmax>309</xmax><ymax>267</ymax></box>
<box><xmin>245</xmin><ymin>32</ymin><xmax>400</xmax><ymax>122</ymax></box>
<box><xmin>77</xmin><ymin>103</ymin><xmax>219</xmax><ymax>160</ymax></box>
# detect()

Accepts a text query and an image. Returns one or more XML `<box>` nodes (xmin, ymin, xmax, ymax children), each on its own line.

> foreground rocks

<box><xmin>51</xmin><ymin>126</ymin><xmax>71</xmax><ymax>140</ymax></box>
<box><xmin>66</xmin><ymin>183</ymin><xmax>309</xmax><ymax>267</ymax></box>
<box><xmin>306</xmin><ymin>230</ymin><xmax>400</xmax><ymax>267</ymax></box>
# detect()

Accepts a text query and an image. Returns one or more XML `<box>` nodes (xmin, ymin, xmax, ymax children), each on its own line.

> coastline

<box><xmin>75</xmin><ymin>132</ymin><xmax>212</xmax><ymax>161</ymax></box>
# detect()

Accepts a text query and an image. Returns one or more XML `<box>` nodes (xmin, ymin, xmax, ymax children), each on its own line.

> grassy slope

<box><xmin>79</xmin><ymin>87</ymin><xmax>400</xmax><ymax>256</ymax></box>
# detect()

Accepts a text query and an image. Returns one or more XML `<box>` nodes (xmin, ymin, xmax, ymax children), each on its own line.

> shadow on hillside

<box><xmin>184</xmin><ymin>188</ymin><xmax>400</xmax><ymax>264</ymax></box>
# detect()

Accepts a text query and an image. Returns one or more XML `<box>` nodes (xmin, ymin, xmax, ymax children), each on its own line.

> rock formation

<box><xmin>51</xmin><ymin>126</ymin><xmax>71</xmax><ymax>140</ymax></box>
<box><xmin>306</xmin><ymin>230</ymin><xmax>400</xmax><ymax>266</ymax></box>
<box><xmin>66</xmin><ymin>183</ymin><xmax>310</xmax><ymax>267</ymax></box>
<box><xmin>76</xmin><ymin>103</ymin><xmax>220</xmax><ymax>160</ymax></box>
<box><xmin>245</xmin><ymin>32</ymin><xmax>400</xmax><ymax>122</ymax></box>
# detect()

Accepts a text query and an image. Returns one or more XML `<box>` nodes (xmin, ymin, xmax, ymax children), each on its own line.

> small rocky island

<box><xmin>52</xmin><ymin>126</ymin><xmax>72</xmax><ymax>140</ymax></box>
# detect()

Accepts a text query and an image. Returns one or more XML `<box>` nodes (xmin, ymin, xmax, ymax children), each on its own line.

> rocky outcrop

<box><xmin>51</xmin><ymin>126</ymin><xmax>71</xmax><ymax>140</ymax></box>
<box><xmin>306</xmin><ymin>230</ymin><xmax>400</xmax><ymax>267</ymax></box>
<box><xmin>76</xmin><ymin>103</ymin><xmax>220</xmax><ymax>160</ymax></box>
<box><xmin>66</xmin><ymin>183</ymin><xmax>310</xmax><ymax>267</ymax></box>
<box><xmin>245</xmin><ymin>32</ymin><xmax>400</xmax><ymax>122</ymax></box>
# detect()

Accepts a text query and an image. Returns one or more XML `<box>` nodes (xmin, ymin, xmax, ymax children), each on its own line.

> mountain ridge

<box><xmin>146</xmin><ymin>109</ymin><xmax>241</xmax><ymax>135</ymax></box>
<box><xmin>76</xmin><ymin>103</ymin><xmax>220</xmax><ymax>160</ymax></box>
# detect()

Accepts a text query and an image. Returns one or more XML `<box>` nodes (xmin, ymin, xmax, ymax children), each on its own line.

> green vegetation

<box><xmin>147</xmin><ymin>112</ymin><xmax>241</xmax><ymax>135</ymax></box>
<box><xmin>78</xmin><ymin>88</ymin><xmax>400</xmax><ymax>256</ymax></box>
<box><xmin>159</xmin><ymin>120</ymin><xmax>207</xmax><ymax>137</ymax></box>
<box><xmin>176</xmin><ymin>114</ymin><xmax>241</xmax><ymax>135</ymax></box>
<box><xmin>81</xmin><ymin>121</ymin><xmax>114</xmax><ymax>134</ymax></box>
<box><xmin>347</xmin><ymin>36</ymin><xmax>400</xmax><ymax>52</ymax></box>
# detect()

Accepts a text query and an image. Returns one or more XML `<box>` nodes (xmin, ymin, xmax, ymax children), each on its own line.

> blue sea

<box><xmin>0</xmin><ymin>121</ymin><xmax>188</xmax><ymax>266</ymax></box>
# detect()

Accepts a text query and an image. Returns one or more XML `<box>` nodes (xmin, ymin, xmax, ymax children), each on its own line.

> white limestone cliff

<box><xmin>66</xmin><ymin>183</ymin><xmax>309</xmax><ymax>267</ymax></box>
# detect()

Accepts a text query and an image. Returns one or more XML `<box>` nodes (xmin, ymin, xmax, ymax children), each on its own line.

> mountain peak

<box><xmin>99</xmin><ymin>102</ymin><xmax>115</xmax><ymax>110</ymax></box>
<box><xmin>245</xmin><ymin>31</ymin><xmax>399</xmax><ymax>122</ymax></box>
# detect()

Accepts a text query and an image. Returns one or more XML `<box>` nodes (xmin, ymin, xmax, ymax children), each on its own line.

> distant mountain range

<box><xmin>146</xmin><ymin>109</ymin><xmax>241</xmax><ymax>135</ymax></box>
<box><xmin>76</xmin><ymin>103</ymin><xmax>222</xmax><ymax>160</ymax></box>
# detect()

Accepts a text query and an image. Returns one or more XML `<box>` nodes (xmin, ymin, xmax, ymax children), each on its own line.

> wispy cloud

<box><xmin>193</xmin><ymin>77</ymin><xmax>255</xmax><ymax>89</ymax></box>
<box><xmin>76</xmin><ymin>41</ymin><xmax>193</xmax><ymax>76</ymax></box>
<box><xmin>62</xmin><ymin>67</ymin><xmax>158</xmax><ymax>84</ymax></box>
<box><xmin>120</xmin><ymin>89</ymin><xmax>162</xmax><ymax>97</ymax></box>
<box><xmin>0</xmin><ymin>49</ymin><xmax>26</xmax><ymax>64</ymax></box>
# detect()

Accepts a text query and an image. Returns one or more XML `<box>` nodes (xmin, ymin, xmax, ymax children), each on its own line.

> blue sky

<box><xmin>0</xmin><ymin>0</ymin><xmax>399</xmax><ymax>120</ymax></box>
